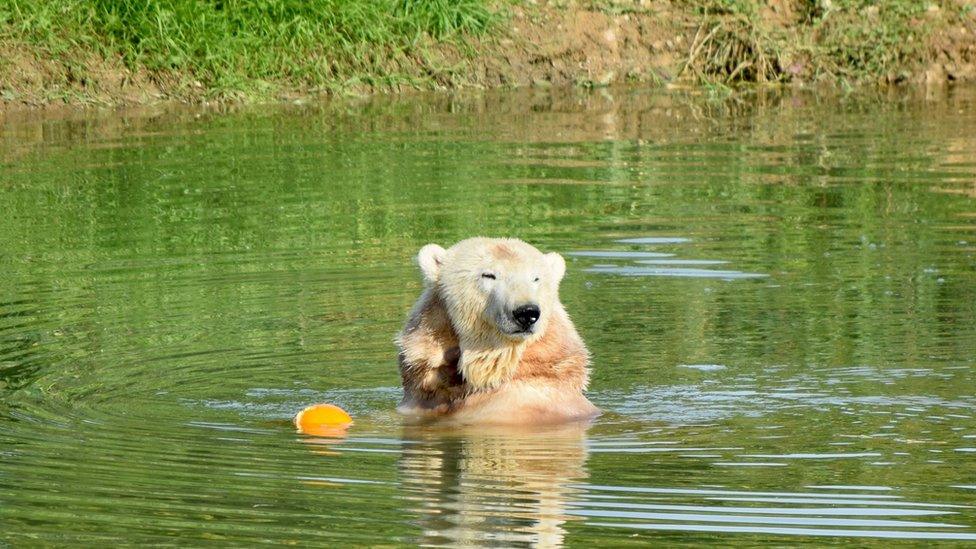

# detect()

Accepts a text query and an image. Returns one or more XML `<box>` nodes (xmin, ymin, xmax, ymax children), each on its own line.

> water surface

<box><xmin>1</xmin><ymin>87</ymin><xmax>975</xmax><ymax>545</ymax></box>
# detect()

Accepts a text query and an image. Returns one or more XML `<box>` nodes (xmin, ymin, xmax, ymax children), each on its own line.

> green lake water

<box><xmin>1</xmin><ymin>87</ymin><xmax>975</xmax><ymax>546</ymax></box>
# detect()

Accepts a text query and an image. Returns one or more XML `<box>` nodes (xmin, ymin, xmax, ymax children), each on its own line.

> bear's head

<box><xmin>417</xmin><ymin>237</ymin><xmax>566</xmax><ymax>350</ymax></box>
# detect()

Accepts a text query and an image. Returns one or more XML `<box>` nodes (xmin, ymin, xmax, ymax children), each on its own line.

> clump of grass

<box><xmin>677</xmin><ymin>0</ymin><xmax>947</xmax><ymax>86</ymax></box>
<box><xmin>0</xmin><ymin>0</ymin><xmax>498</xmax><ymax>100</ymax></box>
<box><xmin>680</xmin><ymin>17</ymin><xmax>783</xmax><ymax>84</ymax></box>
<box><xmin>396</xmin><ymin>0</ymin><xmax>496</xmax><ymax>39</ymax></box>
<box><xmin>813</xmin><ymin>0</ymin><xmax>931</xmax><ymax>81</ymax></box>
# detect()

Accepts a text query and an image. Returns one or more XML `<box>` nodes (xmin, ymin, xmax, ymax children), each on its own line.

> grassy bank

<box><xmin>1</xmin><ymin>0</ymin><xmax>975</xmax><ymax>106</ymax></box>
<box><xmin>0</xmin><ymin>0</ymin><xmax>497</xmax><ymax>103</ymax></box>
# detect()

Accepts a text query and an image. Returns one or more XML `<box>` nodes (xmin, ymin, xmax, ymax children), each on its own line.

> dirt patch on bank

<box><xmin>2</xmin><ymin>1</ymin><xmax>976</xmax><ymax>108</ymax></box>
<box><xmin>0</xmin><ymin>41</ymin><xmax>163</xmax><ymax>105</ymax></box>
<box><xmin>466</xmin><ymin>5</ymin><xmax>684</xmax><ymax>88</ymax></box>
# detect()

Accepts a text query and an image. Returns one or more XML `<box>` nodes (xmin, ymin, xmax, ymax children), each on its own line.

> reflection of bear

<box><xmin>396</xmin><ymin>238</ymin><xmax>598</xmax><ymax>423</ymax></box>
<box><xmin>398</xmin><ymin>423</ymin><xmax>590</xmax><ymax>547</ymax></box>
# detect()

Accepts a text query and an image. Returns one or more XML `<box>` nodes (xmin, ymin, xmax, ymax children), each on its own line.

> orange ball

<box><xmin>294</xmin><ymin>403</ymin><xmax>353</xmax><ymax>435</ymax></box>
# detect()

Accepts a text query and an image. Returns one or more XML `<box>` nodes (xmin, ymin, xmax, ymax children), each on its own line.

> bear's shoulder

<box><xmin>402</xmin><ymin>287</ymin><xmax>454</xmax><ymax>338</ymax></box>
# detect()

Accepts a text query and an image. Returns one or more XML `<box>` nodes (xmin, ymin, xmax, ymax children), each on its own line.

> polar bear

<box><xmin>395</xmin><ymin>237</ymin><xmax>598</xmax><ymax>424</ymax></box>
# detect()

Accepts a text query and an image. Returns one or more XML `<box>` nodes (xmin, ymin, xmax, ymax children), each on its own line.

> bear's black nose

<box><xmin>513</xmin><ymin>304</ymin><xmax>541</xmax><ymax>330</ymax></box>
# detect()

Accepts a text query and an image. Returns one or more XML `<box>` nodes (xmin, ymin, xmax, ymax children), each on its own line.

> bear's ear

<box><xmin>545</xmin><ymin>252</ymin><xmax>566</xmax><ymax>282</ymax></box>
<box><xmin>417</xmin><ymin>244</ymin><xmax>447</xmax><ymax>283</ymax></box>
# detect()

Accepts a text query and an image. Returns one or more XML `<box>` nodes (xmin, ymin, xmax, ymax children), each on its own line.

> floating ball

<box><xmin>294</xmin><ymin>403</ymin><xmax>352</xmax><ymax>436</ymax></box>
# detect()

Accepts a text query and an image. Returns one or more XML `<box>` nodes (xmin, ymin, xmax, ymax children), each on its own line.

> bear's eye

<box><xmin>481</xmin><ymin>273</ymin><xmax>496</xmax><ymax>280</ymax></box>
<box><xmin>533</xmin><ymin>277</ymin><xmax>540</xmax><ymax>282</ymax></box>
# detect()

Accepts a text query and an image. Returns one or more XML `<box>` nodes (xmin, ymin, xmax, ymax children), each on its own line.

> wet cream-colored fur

<box><xmin>395</xmin><ymin>237</ymin><xmax>598</xmax><ymax>424</ymax></box>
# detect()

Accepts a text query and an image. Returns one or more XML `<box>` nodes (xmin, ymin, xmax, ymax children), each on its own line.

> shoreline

<box><xmin>2</xmin><ymin>1</ymin><xmax>975</xmax><ymax>109</ymax></box>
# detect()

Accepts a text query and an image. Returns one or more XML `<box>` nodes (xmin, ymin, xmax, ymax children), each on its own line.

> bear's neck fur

<box><xmin>457</xmin><ymin>331</ymin><xmax>528</xmax><ymax>391</ymax></box>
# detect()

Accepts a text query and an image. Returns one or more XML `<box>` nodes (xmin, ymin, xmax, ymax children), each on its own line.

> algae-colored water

<box><xmin>1</xmin><ymin>88</ymin><xmax>975</xmax><ymax>545</ymax></box>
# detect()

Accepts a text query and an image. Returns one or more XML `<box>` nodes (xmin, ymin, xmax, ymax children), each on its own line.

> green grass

<box><xmin>0</xmin><ymin>0</ymin><xmax>497</xmax><ymax>99</ymax></box>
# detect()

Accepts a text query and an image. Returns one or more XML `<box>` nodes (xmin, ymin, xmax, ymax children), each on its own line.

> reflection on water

<box><xmin>1</xmin><ymin>85</ymin><xmax>975</xmax><ymax>544</ymax></box>
<box><xmin>572</xmin><ymin>241</ymin><xmax>769</xmax><ymax>278</ymax></box>
<box><xmin>396</xmin><ymin>423</ymin><xmax>589</xmax><ymax>547</ymax></box>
